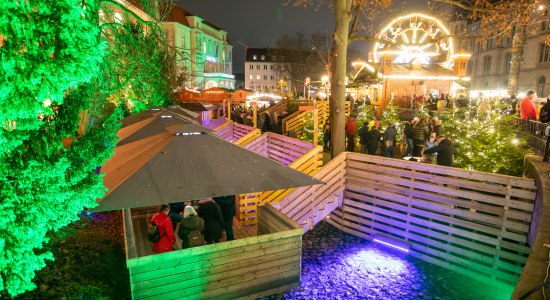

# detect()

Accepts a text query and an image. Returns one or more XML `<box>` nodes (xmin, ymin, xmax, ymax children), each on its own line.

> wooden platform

<box><xmin>129</xmin><ymin>207</ymin><xmax>257</xmax><ymax>258</ymax></box>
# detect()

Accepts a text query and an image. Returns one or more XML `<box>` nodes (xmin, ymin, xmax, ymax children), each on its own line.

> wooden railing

<box><xmin>262</xmin><ymin>99</ymin><xmax>288</xmax><ymax>117</ymax></box>
<box><xmin>276</xmin><ymin>152</ymin><xmax>537</xmax><ymax>287</ymax></box>
<box><xmin>237</xmin><ymin>133</ymin><xmax>323</xmax><ymax>225</ymax></box>
<box><xmin>214</xmin><ymin>121</ymin><xmax>258</xmax><ymax>146</ymax></box>
<box><xmin>204</xmin><ymin>117</ymin><xmax>227</xmax><ymax>130</ymax></box>
<box><xmin>516</xmin><ymin>118</ymin><xmax>550</xmax><ymax>162</ymax></box>
<box><xmin>124</xmin><ymin>204</ymin><xmax>303</xmax><ymax>300</ymax></box>
<box><xmin>282</xmin><ymin>101</ymin><xmax>351</xmax><ymax>136</ymax></box>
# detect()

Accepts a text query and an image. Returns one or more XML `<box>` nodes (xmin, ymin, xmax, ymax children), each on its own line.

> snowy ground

<box><xmin>264</xmin><ymin>221</ymin><xmax>514</xmax><ymax>300</ymax></box>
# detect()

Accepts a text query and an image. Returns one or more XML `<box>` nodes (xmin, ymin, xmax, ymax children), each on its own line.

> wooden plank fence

<box><xmin>204</xmin><ymin>117</ymin><xmax>227</xmax><ymax>130</ymax></box>
<box><xmin>237</xmin><ymin>133</ymin><xmax>323</xmax><ymax>226</ymax></box>
<box><xmin>123</xmin><ymin>204</ymin><xmax>302</xmax><ymax>300</ymax></box>
<box><xmin>214</xmin><ymin>121</ymin><xmax>259</xmax><ymax>146</ymax></box>
<box><xmin>275</xmin><ymin>152</ymin><xmax>537</xmax><ymax>287</ymax></box>
<box><xmin>282</xmin><ymin>101</ymin><xmax>351</xmax><ymax>136</ymax></box>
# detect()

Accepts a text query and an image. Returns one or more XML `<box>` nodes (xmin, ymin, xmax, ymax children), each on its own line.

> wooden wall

<box><xmin>203</xmin><ymin>117</ymin><xmax>227</xmax><ymax>130</ymax></box>
<box><xmin>213</xmin><ymin>121</ymin><xmax>258</xmax><ymax>146</ymax></box>
<box><xmin>124</xmin><ymin>204</ymin><xmax>303</xmax><ymax>300</ymax></box>
<box><xmin>327</xmin><ymin>153</ymin><xmax>536</xmax><ymax>286</ymax></box>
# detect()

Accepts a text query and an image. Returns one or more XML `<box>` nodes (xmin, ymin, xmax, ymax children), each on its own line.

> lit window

<box><xmin>482</xmin><ymin>56</ymin><xmax>492</xmax><ymax>74</ymax></box>
<box><xmin>539</xmin><ymin>43</ymin><xmax>550</xmax><ymax>63</ymax></box>
<box><xmin>257</xmin><ymin>75</ymin><xmax>261</xmax><ymax>80</ymax></box>
<box><xmin>253</xmin><ymin>55</ymin><xmax>257</xmax><ymax>60</ymax></box>
<box><xmin>249</xmin><ymin>75</ymin><xmax>253</xmax><ymax>80</ymax></box>
<box><xmin>537</xmin><ymin>76</ymin><xmax>546</xmax><ymax>96</ymax></box>
<box><xmin>261</xmin><ymin>55</ymin><xmax>265</xmax><ymax>60</ymax></box>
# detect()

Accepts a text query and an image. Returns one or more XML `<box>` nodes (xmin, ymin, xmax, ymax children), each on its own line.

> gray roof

<box><xmin>92</xmin><ymin>108</ymin><xmax>323</xmax><ymax>211</ymax></box>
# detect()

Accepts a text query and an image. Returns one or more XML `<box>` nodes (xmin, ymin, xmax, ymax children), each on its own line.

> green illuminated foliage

<box><xmin>0</xmin><ymin>0</ymin><xmax>181</xmax><ymax>296</ymax></box>
<box><xmin>443</xmin><ymin>102</ymin><xmax>529</xmax><ymax>176</ymax></box>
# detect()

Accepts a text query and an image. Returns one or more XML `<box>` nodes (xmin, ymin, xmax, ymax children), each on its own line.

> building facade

<box><xmin>244</xmin><ymin>48</ymin><xmax>292</xmax><ymax>94</ymax></box>
<box><xmin>163</xmin><ymin>6</ymin><xmax>234</xmax><ymax>90</ymax></box>
<box><xmin>452</xmin><ymin>15</ymin><xmax>550</xmax><ymax>98</ymax></box>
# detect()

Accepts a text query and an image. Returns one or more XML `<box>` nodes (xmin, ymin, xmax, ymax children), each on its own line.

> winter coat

<box><xmin>433</xmin><ymin>122</ymin><xmax>442</xmax><ymax>138</ymax></box>
<box><xmin>424</xmin><ymin>138</ymin><xmax>453</xmax><ymax>166</ymax></box>
<box><xmin>413</xmin><ymin>122</ymin><xmax>430</xmax><ymax>145</ymax></box>
<box><xmin>383</xmin><ymin>126</ymin><xmax>397</xmax><ymax>147</ymax></box>
<box><xmin>198</xmin><ymin>200</ymin><xmax>225</xmax><ymax>243</ymax></box>
<box><xmin>403</xmin><ymin>122</ymin><xmax>414</xmax><ymax>138</ymax></box>
<box><xmin>346</xmin><ymin>119</ymin><xmax>357</xmax><ymax>137</ymax></box>
<box><xmin>357</xmin><ymin>125</ymin><xmax>369</xmax><ymax>145</ymax></box>
<box><xmin>366</xmin><ymin>128</ymin><xmax>380</xmax><ymax>153</ymax></box>
<box><xmin>150</xmin><ymin>212</ymin><xmax>176</xmax><ymax>254</ymax></box>
<box><xmin>261</xmin><ymin>114</ymin><xmax>271</xmax><ymax>132</ymax></box>
<box><xmin>520</xmin><ymin>97</ymin><xmax>537</xmax><ymax>120</ymax></box>
<box><xmin>178</xmin><ymin>215</ymin><xmax>205</xmax><ymax>249</ymax></box>
<box><xmin>213</xmin><ymin>195</ymin><xmax>236</xmax><ymax>222</ymax></box>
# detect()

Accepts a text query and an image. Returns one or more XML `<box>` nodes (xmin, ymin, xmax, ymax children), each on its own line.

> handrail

<box><xmin>516</xmin><ymin>118</ymin><xmax>550</xmax><ymax>162</ymax></box>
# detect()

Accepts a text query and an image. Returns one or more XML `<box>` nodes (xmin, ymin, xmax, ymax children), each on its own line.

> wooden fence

<box><xmin>203</xmin><ymin>117</ymin><xmax>227</xmax><ymax>130</ymax></box>
<box><xmin>237</xmin><ymin>133</ymin><xmax>323</xmax><ymax>225</ymax></box>
<box><xmin>214</xmin><ymin>121</ymin><xmax>260</xmax><ymax>147</ymax></box>
<box><xmin>276</xmin><ymin>152</ymin><xmax>537</xmax><ymax>286</ymax></box>
<box><xmin>123</xmin><ymin>204</ymin><xmax>303</xmax><ymax>300</ymax></box>
<box><xmin>282</xmin><ymin>101</ymin><xmax>351</xmax><ymax>136</ymax></box>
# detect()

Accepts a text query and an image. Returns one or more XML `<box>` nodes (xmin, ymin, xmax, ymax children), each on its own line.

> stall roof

<box><xmin>92</xmin><ymin>108</ymin><xmax>323</xmax><ymax>212</ymax></box>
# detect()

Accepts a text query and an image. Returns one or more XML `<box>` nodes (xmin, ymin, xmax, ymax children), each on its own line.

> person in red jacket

<box><xmin>520</xmin><ymin>90</ymin><xmax>537</xmax><ymax>120</ymax></box>
<box><xmin>151</xmin><ymin>204</ymin><xmax>176</xmax><ymax>254</ymax></box>
<box><xmin>345</xmin><ymin>116</ymin><xmax>357</xmax><ymax>152</ymax></box>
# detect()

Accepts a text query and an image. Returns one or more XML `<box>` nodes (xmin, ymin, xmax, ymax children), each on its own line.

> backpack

<box><xmin>540</xmin><ymin>101</ymin><xmax>550</xmax><ymax>123</ymax></box>
<box><xmin>187</xmin><ymin>230</ymin><xmax>205</xmax><ymax>247</ymax></box>
<box><xmin>147</xmin><ymin>222</ymin><xmax>161</xmax><ymax>242</ymax></box>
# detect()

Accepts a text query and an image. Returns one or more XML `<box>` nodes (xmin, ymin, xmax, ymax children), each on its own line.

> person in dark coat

<box><xmin>213</xmin><ymin>195</ymin><xmax>236</xmax><ymax>241</ymax></box>
<box><xmin>261</xmin><ymin>112</ymin><xmax>271</xmax><ymax>133</ymax></box>
<box><xmin>424</xmin><ymin>136</ymin><xmax>453</xmax><ymax>166</ymax></box>
<box><xmin>402</xmin><ymin>118</ymin><xmax>417</xmax><ymax>157</ymax></box>
<box><xmin>383</xmin><ymin>122</ymin><xmax>397</xmax><ymax>158</ymax></box>
<box><xmin>366</xmin><ymin>125</ymin><xmax>380</xmax><ymax>155</ymax></box>
<box><xmin>322</xmin><ymin>119</ymin><xmax>331</xmax><ymax>152</ymax></box>
<box><xmin>413</xmin><ymin>118</ymin><xmax>430</xmax><ymax>156</ymax></box>
<box><xmin>197</xmin><ymin>199</ymin><xmax>225</xmax><ymax>244</ymax></box>
<box><xmin>178</xmin><ymin>206</ymin><xmax>205</xmax><ymax>249</ymax></box>
<box><xmin>168</xmin><ymin>202</ymin><xmax>185</xmax><ymax>229</ymax></box>
<box><xmin>150</xmin><ymin>204</ymin><xmax>176</xmax><ymax>254</ymax></box>
<box><xmin>357</xmin><ymin>122</ymin><xmax>369</xmax><ymax>154</ymax></box>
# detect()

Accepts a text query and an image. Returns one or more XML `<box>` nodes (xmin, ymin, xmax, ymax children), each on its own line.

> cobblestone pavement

<box><xmin>264</xmin><ymin>221</ymin><xmax>514</xmax><ymax>300</ymax></box>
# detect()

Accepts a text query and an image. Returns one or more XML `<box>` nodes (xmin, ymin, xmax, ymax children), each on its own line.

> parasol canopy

<box><xmin>92</xmin><ymin>108</ymin><xmax>323</xmax><ymax>211</ymax></box>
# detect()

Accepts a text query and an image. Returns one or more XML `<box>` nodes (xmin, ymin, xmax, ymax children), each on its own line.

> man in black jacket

<box><xmin>213</xmin><ymin>195</ymin><xmax>237</xmax><ymax>241</ymax></box>
<box><xmin>423</xmin><ymin>136</ymin><xmax>453</xmax><ymax>167</ymax></box>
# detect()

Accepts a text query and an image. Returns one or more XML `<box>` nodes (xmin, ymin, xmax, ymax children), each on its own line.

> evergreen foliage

<box><xmin>298</xmin><ymin>112</ymin><xmax>323</xmax><ymax>144</ymax></box>
<box><xmin>0</xmin><ymin>0</ymin><xmax>180</xmax><ymax>296</ymax></box>
<box><xmin>443</xmin><ymin>103</ymin><xmax>529</xmax><ymax>176</ymax></box>
<box><xmin>379</xmin><ymin>100</ymin><xmax>401</xmax><ymax>142</ymax></box>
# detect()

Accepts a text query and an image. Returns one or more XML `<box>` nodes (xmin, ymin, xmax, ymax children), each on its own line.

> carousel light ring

<box><xmin>373</xmin><ymin>13</ymin><xmax>454</xmax><ymax>65</ymax></box>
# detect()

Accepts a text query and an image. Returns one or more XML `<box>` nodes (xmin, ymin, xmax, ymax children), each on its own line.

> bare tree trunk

<box><xmin>330</xmin><ymin>0</ymin><xmax>352</xmax><ymax>158</ymax></box>
<box><xmin>508</xmin><ymin>25</ymin><xmax>526</xmax><ymax>97</ymax></box>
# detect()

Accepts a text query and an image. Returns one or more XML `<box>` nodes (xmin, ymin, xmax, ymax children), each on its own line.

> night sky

<box><xmin>176</xmin><ymin>1</ymin><xmax>431</xmax><ymax>73</ymax></box>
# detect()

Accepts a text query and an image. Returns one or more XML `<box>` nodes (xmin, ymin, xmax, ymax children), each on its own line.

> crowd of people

<box><xmin>149</xmin><ymin>195</ymin><xmax>237</xmax><ymax>254</ymax></box>
<box><xmin>344</xmin><ymin>114</ymin><xmax>452</xmax><ymax>166</ymax></box>
<box><xmin>229</xmin><ymin>104</ymin><xmax>290</xmax><ymax>134</ymax></box>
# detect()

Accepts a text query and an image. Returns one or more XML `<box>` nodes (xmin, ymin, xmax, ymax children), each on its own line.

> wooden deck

<box><xmin>130</xmin><ymin>207</ymin><xmax>257</xmax><ymax>258</ymax></box>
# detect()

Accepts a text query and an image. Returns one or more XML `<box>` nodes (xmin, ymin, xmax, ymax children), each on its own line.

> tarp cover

<box><xmin>93</xmin><ymin>108</ymin><xmax>323</xmax><ymax>212</ymax></box>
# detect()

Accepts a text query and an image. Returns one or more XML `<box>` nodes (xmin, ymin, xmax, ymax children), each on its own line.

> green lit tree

<box><xmin>380</xmin><ymin>100</ymin><xmax>401</xmax><ymax>142</ymax></box>
<box><xmin>0</xmin><ymin>0</ymin><xmax>182</xmax><ymax>296</ymax></box>
<box><xmin>356</xmin><ymin>103</ymin><xmax>376</xmax><ymax>127</ymax></box>
<box><xmin>298</xmin><ymin>112</ymin><xmax>323</xmax><ymax>144</ymax></box>
<box><xmin>443</xmin><ymin>104</ymin><xmax>529</xmax><ymax>176</ymax></box>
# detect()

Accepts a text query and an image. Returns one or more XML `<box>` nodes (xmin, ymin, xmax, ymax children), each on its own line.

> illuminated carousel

<box><xmin>356</xmin><ymin>13</ymin><xmax>471</xmax><ymax>109</ymax></box>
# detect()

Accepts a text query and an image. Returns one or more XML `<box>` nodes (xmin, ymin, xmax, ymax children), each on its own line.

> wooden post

<box><xmin>227</xmin><ymin>97</ymin><xmax>231</xmax><ymax>121</ymax></box>
<box><xmin>313</xmin><ymin>102</ymin><xmax>319</xmax><ymax>145</ymax></box>
<box><xmin>222</xmin><ymin>100</ymin><xmax>226</xmax><ymax>117</ymax></box>
<box><xmin>253</xmin><ymin>101</ymin><xmax>258</xmax><ymax>129</ymax></box>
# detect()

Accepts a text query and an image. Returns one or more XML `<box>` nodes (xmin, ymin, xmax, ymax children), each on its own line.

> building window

<box><xmin>537</xmin><ymin>76</ymin><xmax>546</xmax><ymax>97</ymax></box>
<box><xmin>272</xmin><ymin>86</ymin><xmax>275</xmax><ymax>90</ymax></box>
<box><xmin>264</xmin><ymin>86</ymin><xmax>268</xmax><ymax>90</ymax></box>
<box><xmin>249</xmin><ymin>75</ymin><xmax>253</xmax><ymax>80</ymax></box>
<box><xmin>264</xmin><ymin>65</ymin><xmax>267</xmax><ymax>70</ymax></box>
<box><xmin>476</xmin><ymin>41</ymin><xmax>482</xmax><ymax>53</ymax></box>
<box><xmin>482</xmin><ymin>56</ymin><xmax>492</xmax><ymax>74</ymax></box>
<box><xmin>539</xmin><ymin>43</ymin><xmax>550</xmax><ymax>63</ymax></box>
<box><xmin>261</xmin><ymin>55</ymin><xmax>265</xmax><ymax>60</ymax></box>
<box><xmin>270</xmin><ymin>75</ymin><xmax>274</xmax><ymax>80</ymax></box>
<box><xmin>486</xmin><ymin>38</ymin><xmax>493</xmax><ymax>49</ymax></box>
<box><xmin>504</xmin><ymin>52</ymin><xmax>512</xmax><ymax>72</ymax></box>
<box><xmin>272</xmin><ymin>56</ymin><xmax>277</xmax><ymax>61</ymax></box>
<box><xmin>253</xmin><ymin>55</ymin><xmax>257</xmax><ymax>60</ymax></box>
<box><xmin>467</xmin><ymin>61</ymin><xmax>473</xmax><ymax>75</ymax></box>
<box><xmin>256</xmin><ymin>64</ymin><xmax>260</xmax><ymax>69</ymax></box>
<box><xmin>249</xmin><ymin>65</ymin><xmax>253</xmax><ymax>70</ymax></box>
<box><xmin>263</xmin><ymin>75</ymin><xmax>267</xmax><ymax>80</ymax></box>
<box><xmin>542</xmin><ymin>20</ymin><xmax>549</xmax><ymax>31</ymax></box>
<box><xmin>257</xmin><ymin>75</ymin><xmax>261</xmax><ymax>80</ymax></box>
<box><xmin>270</xmin><ymin>65</ymin><xmax>274</xmax><ymax>70</ymax></box>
